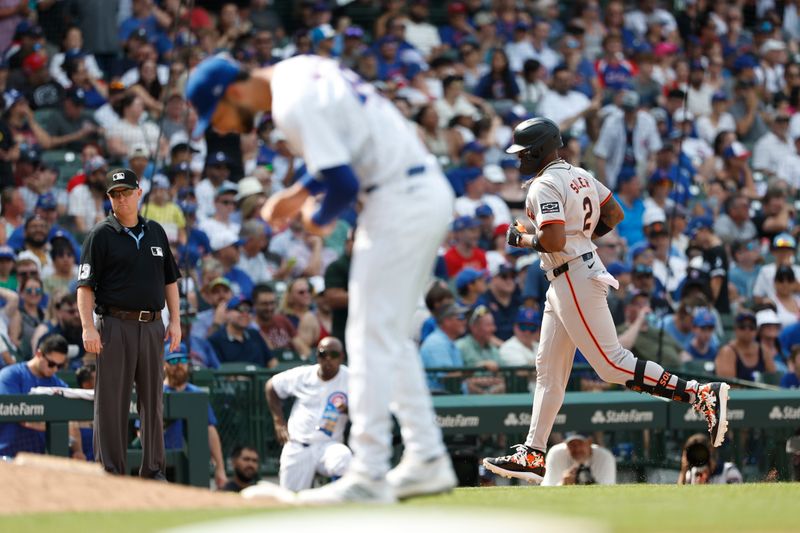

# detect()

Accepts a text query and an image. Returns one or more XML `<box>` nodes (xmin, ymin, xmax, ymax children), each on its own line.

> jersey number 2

<box><xmin>582</xmin><ymin>197</ymin><xmax>593</xmax><ymax>231</ymax></box>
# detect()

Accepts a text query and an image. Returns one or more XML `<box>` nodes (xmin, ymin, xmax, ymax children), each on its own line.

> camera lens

<box><xmin>686</xmin><ymin>442</ymin><xmax>710</xmax><ymax>467</ymax></box>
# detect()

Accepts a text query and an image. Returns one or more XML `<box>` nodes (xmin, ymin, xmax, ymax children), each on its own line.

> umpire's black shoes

<box><xmin>482</xmin><ymin>445</ymin><xmax>546</xmax><ymax>484</ymax></box>
<box><xmin>693</xmin><ymin>382</ymin><xmax>730</xmax><ymax>447</ymax></box>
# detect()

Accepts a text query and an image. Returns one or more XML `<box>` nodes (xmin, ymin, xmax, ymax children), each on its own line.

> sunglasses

<box><xmin>42</xmin><ymin>352</ymin><xmax>66</xmax><ymax>369</ymax></box>
<box><xmin>498</xmin><ymin>273</ymin><xmax>516</xmax><ymax>280</ymax></box>
<box><xmin>24</xmin><ymin>287</ymin><xmax>42</xmax><ymax>295</ymax></box>
<box><xmin>317</xmin><ymin>349</ymin><xmax>342</xmax><ymax>360</ymax></box>
<box><xmin>108</xmin><ymin>189</ymin><xmax>135</xmax><ymax>199</ymax></box>
<box><xmin>167</xmin><ymin>356</ymin><xmax>189</xmax><ymax>365</ymax></box>
<box><xmin>518</xmin><ymin>324</ymin><xmax>540</xmax><ymax>332</ymax></box>
<box><xmin>17</xmin><ymin>270</ymin><xmax>37</xmax><ymax>277</ymax></box>
<box><xmin>234</xmin><ymin>305</ymin><xmax>252</xmax><ymax>314</ymax></box>
<box><xmin>217</xmin><ymin>199</ymin><xmax>236</xmax><ymax>206</ymax></box>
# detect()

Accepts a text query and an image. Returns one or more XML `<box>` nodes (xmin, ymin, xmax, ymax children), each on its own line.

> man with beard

<box><xmin>222</xmin><ymin>445</ymin><xmax>260</xmax><ymax>492</ymax></box>
<box><xmin>161</xmin><ymin>344</ymin><xmax>227</xmax><ymax>489</ymax></box>
<box><xmin>18</xmin><ymin>216</ymin><xmax>53</xmax><ymax>277</ymax></box>
<box><xmin>7</xmin><ymin>195</ymin><xmax>82</xmax><ymax>270</ymax></box>
<box><xmin>68</xmin><ymin>155</ymin><xmax>109</xmax><ymax>234</ymax></box>
<box><xmin>31</xmin><ymin>292</ymin><xmax>85</xmax><ymax>370</ymax></box>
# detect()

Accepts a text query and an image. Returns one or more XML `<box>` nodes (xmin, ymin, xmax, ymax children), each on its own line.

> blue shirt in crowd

<box><xmin>0</xmin><ymin>362</ymin><xmax>66</xmax><ymax>457</ymax></box>
<box><xmin>420</xmin><ymin>328</ymin><xmax>463</xmax><ymax>394</ymax></box>
<box><xmin>780</xmin><ymin>373</ymin><xmax>800</xmax><ymax>389</ymax></box>
<box><xmin>163</xmin><ymin>383</ymin><xmax>217</xmax><ymax>449</ymax></box>
<box><xmin>208</xmin><ymin>327</ymin><xmax>273</xmax><ymax>367</ymax></box>
<box><xmin>613</xmin><ymin>194</ymin><xmax>646</xmax><ymax>248</ymax></box>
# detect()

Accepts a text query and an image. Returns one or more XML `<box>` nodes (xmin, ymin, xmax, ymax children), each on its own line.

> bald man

<box><xmin>265</xmin><ymin>337</ymin><xmax>352</xmax><ymax>491</ymax></box>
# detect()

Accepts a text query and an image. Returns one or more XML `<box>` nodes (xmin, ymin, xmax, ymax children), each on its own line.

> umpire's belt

<box><xmin>546</xmin><ymin>251</ymin><xmax>594</xmax><ymax>282</ymax></box>
<box><xmin>364</xmin><ymin>164</ymin><xmax>426</xmax><ymax>194</ymax></box>
<box><xmin>105</xmin><ymin>307</ymin><xmax>161</xmax><ymax>322</ymax></box>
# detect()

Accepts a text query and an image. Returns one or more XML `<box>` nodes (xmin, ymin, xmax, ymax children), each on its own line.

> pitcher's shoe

<box><xmin>295</xmin><ymin>471</ymin><xmax>396</xmax><ymax>505</ymax></box>
<box><xmin>482</xmin><ymin>444</ymin><xmax>546</xmax><ymax>484</ymax></box>
<box><xmin>693</xmin><ymin>382</ymin><xmax>730</xmax><ymax>447</ymax></box>
<box><xmin>386</xmin><ymin>453</ymin><xmax>457</xmax><ymax>500</ymax></box>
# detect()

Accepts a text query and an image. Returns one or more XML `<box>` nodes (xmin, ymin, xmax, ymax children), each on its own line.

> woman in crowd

<box><xmin>279</xmin><ymin>277</ymin><xmax>320</xmax><ymax>351</ymax></box>
<box><xmin>16</xmin><ymin>275</ymin><xmax>45</xmax><ymax>361</ymax></box>
<box><xmin>772</xmin><ymin>265</ymin><xmax>800</xmax><ymax>327</ymax></box>
<box><xmin>715</xmin><ymin>311</ymin><xmax>776</xmax><ymax>381</ymax></box>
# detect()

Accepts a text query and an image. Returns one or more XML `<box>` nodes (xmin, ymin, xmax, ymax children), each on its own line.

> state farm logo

<box><xmin>503</xmin><ymin>412</ymin><xmax>566</xmax><ymax>427</ymax></box>
<box><xmin>436</xmin><ymin>414</ymin><xmax>480</xmax><ymax>428</ymax></box>
<box><xmin>591</xmin><ymin>409</ymin><xmax>654</xmax><ymax>424</ymax></box>
<box><xmin>684</xmin><ymin>407</ymin><xmax>745</xmax><ymax>422</ymax></box>
<box><xmin>768</xmin><ymin>406</ymin><xmax>800</xmax><ymax>420</ymax></box>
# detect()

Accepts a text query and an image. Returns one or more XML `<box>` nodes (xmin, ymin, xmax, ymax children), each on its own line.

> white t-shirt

<box><xmin>499</xmin><ymin>336</ymin><xmax>538</xmax><ymax>366</ymax></box>
<box><xmin>537</xmin><ymin>90</ymin><xmax>591</xmax><ymax>137</ymax></box>
<box><xmin>404</xmin><ymin>21</ymin><xmax>441</xmax><ymax>58</ymax></box>
<box><xmin>271</xmin><ymin>56</ymin><xmax>431</xmax><ymax>190</ymax></box>
<box><xmin>271</xmin><ymin>364</ymin><xmax>349</xmax><ymax>444</ymax></box>
<box><xmin>541</xmin><ymin>442</ymin><xmax>617</xmax><ymax>486</ymax></box>
<box><xmin>752</xmin><ymin>131</ymin><xmax>796</xmax><ymax>175</ymax></box>
<box><xmin>752</xmin><ymin>263</ymin><xmax>800</xmax><ymax>303</ymax></box>
<box><xmin>524</xmin><ymin>160</ymin><xmax>612</xmax><ymax>270</ymax></box>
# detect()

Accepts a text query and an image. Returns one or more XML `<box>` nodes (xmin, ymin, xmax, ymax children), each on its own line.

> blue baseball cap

<box><xmin>452</xmin><ymin>215</ymin><xmax>480</xmax><ymax>231</ymax></box>
<box><xmin>164</xmin><ymin>342</ymin><xmax>189</xmax><ymax>362</ymax></box>
<box><xmin>515</xmin><ymin>307</ymin><xmax>541</xmax><ymax>327</ymax></box>
<box><xmin>185</xmin><ymin>55</ymin><xmax>243</xmax><ymax>138</ymax></box>
<box><xmin>461</xmin><ymin>141</ymin><xmax>487</xmax><ymax>156</ymax></box>
<box><xmin>687</xmin><ymin>215</ymin><xmax>714</xmax><ymax>237</ymax></box>
<box><xmin>475</xmin><ymin>204</ymin><xmax>493</xmax><ymax>218</ymax></box>
<box><xmin>692</xmin><ymin>309</ymin><xmax>716</xmax><ymax>328</ymax></box>
<box><xmin>0</xmin><ymin>245</ymin><xmax>16</xmax><ymax>261</ymax></box>
<box><xmin>607</xmin><ymin>261</ymin><xmax>631</xmax><ymax>277</ymax></box>
<box><xmin>455</xmin><ymin>267</ymin><xmax>486</xmax><ymax>290</ymax></box>
<box><xmin>179</xmin><ymin>201</ymin><xmax>198</xmax><ymax>215</ymax></box>
<box><xmin>310</xmin><ymin>24</ymin><xmax>336</xmax><ymax>48</ymax></box>
<box><xmin>226</xmin><ymin>294</ymin><xmax>252</xmax><ymax>311</ymax></box>
<box><xmin>36</xmin><ymin>192</ymin><xmax>57</xmax><ymax>211</ymax></box>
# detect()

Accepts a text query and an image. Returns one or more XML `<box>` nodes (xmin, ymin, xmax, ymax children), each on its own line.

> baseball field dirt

<box><xmin>0</xmin><ymin>454</ymin><xmax>278</xmax><ymax>515</ymax></box>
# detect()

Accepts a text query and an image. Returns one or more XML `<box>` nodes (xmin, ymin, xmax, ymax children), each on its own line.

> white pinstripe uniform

<box><xmin>521</xmin><ymin>159</ymin><xmax>701</xmax><ymax>452</ymax></box>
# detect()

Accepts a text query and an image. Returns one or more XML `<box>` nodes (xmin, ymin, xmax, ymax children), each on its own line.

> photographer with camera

<box><xmin>678</xmin><ymin>433</ymin><xmax>742</xmax><ymax>484</ymax></box>
<box><xmin>541</xmin><ymin>433</ymin><xmax>616</xmax><ymax>486</ymax></box>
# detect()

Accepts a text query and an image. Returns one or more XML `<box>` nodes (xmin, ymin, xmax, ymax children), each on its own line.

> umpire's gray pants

<box><xmin>94</xmin><ymin>316</ymin><xmax>165</xmax><ymax>478</ymax></box>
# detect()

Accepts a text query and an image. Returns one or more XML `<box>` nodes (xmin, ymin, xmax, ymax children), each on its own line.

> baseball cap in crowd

<box><xmin>772</xmin><ymin>232</ymin><xmax>797</xmax><ymax>249</ymax></box>
<box><xmin>669</xmin><ymin>204</ymin><xmax>688</xmax><ymax>219</ymax></box>
<box><xmin>185</xmin><ymin>55</ymin><xmax>243</xmax><ymax>138</ymax></box>
<box><xmin>19</xmin><ymin>147</ymin><xmax>41</xmax><ymax>165</ymax></box>
<box><xmin>16</xmin><ymin>250</ymin><xmax>42</xmax><ymax>271</ymax></box>
<box><xmin>733</xmin><ymin>54</ymin><xmax>758</xmax><ymax>73</ymax></box>
<box><xmin>22</xmin><ymin>52</ymin><xmax>46</xmax><ymax>73</ymax></box>
<box><xmin>207</xmin><ymin>151</ymin><xmax>229</xmax><ymax>166</ymax></box>
<box><xmin>461</xmin><ymin>142</ymin><xmax>487</xmax><ymax>156</ymax></box>
<box><xmin>452</xmin><ymin>215</ymin><xmax>480</xmax><ymax>232</ymax></box>
<box><xmin>0</xmin><ymin>245</ymin><xmax>16</xmax><ymax>261</ymax></box>
<box><xmin>564</xmin><ymin>432</ymin><xmax>589</xmax><ymax>444</ymax></box>
<box><xmin>620</xmin><ymin>90</ymin><xmax>640</xmax><ymax>110</ymax></box>
<box><xmin>515</xmin><ymin>307</ymin><xmax>541</xmax><ymax>330</ymax></box>
<box><xmin>735</xmin><ymin>311</ymin><xmax>757</xmax><ymax>328</ymax></box>
<box><xmin>455</xmin><ymin>267</ymin><xmax>486</xmax><ymax>290</ymax></box>
<box><xmin>179</xmin><ymin>201</ymin><xmax>198</xmax><ymax>216</ymax></box>
<box><xmin>673</xmin><ymin>108</ymin><xmax>695</xmax><ymax>123</ymax></box>
<box><xmin>723</xmin><ymin>141</ymin><xmax>750</xmax><ymax>160</ymax></box>
<box><xmin>642</xmin><ymin>208</ymin><xmax>666</xmax><ymax>228</ymax></box>
<box><xmin>687</xmin><ymin>215</ymin><xmax>714</xmax><ymax>237</ymax></box>
<box><xmin>617</xmin><ymin>166</ymin><xmax>637</xmax><ymax>186</ymax></box>
<box><xmin>210</xmin><ymin>231</ymin><xmax>241</xmax><ymax>252</ymax></box>
<box><xmin>447</xmin><ymin>2</ymin><xmax>467</xmax><ymax>15</ymax></box>
<box><xmin>755</xmin><ymin>20</ymin><xmax>774</xmax><ymax>34</ymax></box>
<box><xmin>649</xmin><ymin>107</ymin><xmax>668</xmax><ymax>124</ymax></box>
<box><xmin>648</xmin><ymin>169</ymin><xmax>671</xmax><ymax>186</ymax></box>
<box><xmin>344</xmin><ymin>26</ymin><xmax>364</xmax><ymax>39</ymax></box>
<box><xmin>475</xmin><ymin>204</ymin><xmax>493</xmax><ymax>218</ymax></box>
<box><xmin>493</xmin><ymin>223</ymin><xmax>510</xmax><ymax>239</ymax></box>
<box><xmin>151</xmin><ymin>174</ymin><xmax>170</xmax><ymax>190</ymax></box>
<box><xmin>499</xmin><ymin>159</ymin><xmax>518</xmax><ymax>169</ymax></box>
<box><xmin>216</xmin><ymin>183</ymin><xmax>239</xmax><ymax>198</ymax></box>
<box><xmin>606</xmin><ymin>262</ymin><xmax>631</xmax><ymax>277</ymax></box>
<box><xmin>15</xmin><ymin>20</ymin><xmax>43</xmax><ymax>37</ymax></box>
<box><xmin>85</xmin><ymin>155</ymin><xmax>107</xmax><ymax>174</ymax></box>
<box><xmin>711</xmin><ymin>91</ymin><xmax>729</xmax><ymax>103</ymax></box>
<box><xmin>164</xmin><ymin>343</ymin><xmax>189</xmax><ymax>363</ymax></box>
<box><xmin>692</xmin><ymin>308</ymin><xmax>716</xmax><ymax>328</ymax></box>
<box><xmin>435</xmin><ymin>302</ymin><xmax>468</xmax><ymax>322</ymax></box>
<box><xmin>106</xmin><ymin>168</ymin><xmax>139</xmax><ymax>193</ymax></box>
<box><xmin>3</xmin><ymin>88</ymin><xmax>25</xmax><ymax>110</ymax></box>
<box><xmin>310</xmin><ymin>24</ymin><xmax>336</xmax><ymax>48</ymax></box>
<box><xmin>36</xmin><ymin>192</ymin><xmax>57</xmax><ymax>211</ymax></box>
<box><xmin>761</xmin><ymin>39</ymin><xmax>786</xmax><ymax>55</ymax></box>
<box><xmin>629</xmin><ymin>242</ymin><xmax>651</xmax><ymax>261</ymax></box>
<box><xmin>495</xmin><ymin>263</ymin><xmax>517</xmax><ymax>277</ymax></box>
<box><xmin>483</xmin><ymin>164</ymin><xmax>505</xmax><ymax>184</ymax></box>
<box><xmin>65</xmin><ymin>87</ymin><xmax>86</xmax><ymax>106</ymax></box>
<box><xmin>208</xmin><ymin>277</ymin><xmax>232</xmax><ymax>290</ymax></box>
<box><xmin>128</xmin><ymin>143</ymin><xmax>150</xmax><ymax>160</ymax></box>
<box><xmin>169</xmin><ymin>161</ymin><xmax>191</xmax><ymax>178</ymax></box>
<box><xmin>654</xmin><ymin>42</ymin><xmax>679</xmax><ymax>57</ymax></box>
<box><xmin>226</xmin><ymin>295</ymin><xmax>252</xmax><ymax>311</ymax></box>
<box><xmin>756</xmin><ymin>309</ymin><xmax>781</xmax><ymax>329</ymax></box>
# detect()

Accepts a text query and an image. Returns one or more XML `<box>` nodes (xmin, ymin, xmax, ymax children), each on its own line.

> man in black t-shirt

<box><xmin>687</xmin><ymin>216</ymin><xmax>730</xmax><ymax>314</ymax></box>
<box><xmin>76</xmin><ymin>168</ymin><xmax>181</xmax><ymax>480</ymax></box>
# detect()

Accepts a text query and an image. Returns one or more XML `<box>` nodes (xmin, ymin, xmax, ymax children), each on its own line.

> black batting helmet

<box><xmin>506</xmin><ymin>117</ymin><xmax>563</xmax><ymax>175</ymax></box>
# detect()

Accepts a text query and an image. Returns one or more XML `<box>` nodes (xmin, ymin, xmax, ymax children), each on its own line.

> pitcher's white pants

<box><xmin>346</xmin><ymin>170</ymin><xmax>454</xmax><ymax>477</ymax></box>
<box><xmin>525</xmin><ymin>259</ymin><xmax>699</xmax><ymax>451</ymax></box>
<box><xmin>279</xmin><ymin>440</ymin><xmax>352</xmax><ymax>491</ymax></box>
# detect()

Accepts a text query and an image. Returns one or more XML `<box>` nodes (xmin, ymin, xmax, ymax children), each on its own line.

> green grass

<box><xmin>1</xmin><ymin>484</ymin><xmax>798</xmax><ymax>533</ymax></box>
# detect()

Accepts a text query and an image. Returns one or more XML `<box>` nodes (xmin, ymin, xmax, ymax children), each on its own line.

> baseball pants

<box><xmin>525</xmin><ymin>259</ymin><xmax>700</xmax><ymax>452</ymax></box>
<box><xmin>279</xmin><ymin>440</ymin><xmax>352</xmax><ymax>491</ymax></box>
<box><xmin>346</xmin><ymin>168</ymin><xmax>454</xmax><ymax>477</ymax></box>
<box><xmin>94</xmin><ymin>316</ymin><xmax>166</xmax><ymax>477</ymax></box>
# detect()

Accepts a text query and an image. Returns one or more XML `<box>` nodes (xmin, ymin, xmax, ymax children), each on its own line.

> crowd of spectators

<box><xmin>1</xmin><ymin>0</ymin><xmax>800</xmax><ymax>477</ymax></box>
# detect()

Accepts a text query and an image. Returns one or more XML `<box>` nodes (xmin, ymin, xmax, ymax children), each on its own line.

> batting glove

<box><xmin>506</xmin><ymin>224</ymin><xmax>525</xmax><ymax>248</ymax></box>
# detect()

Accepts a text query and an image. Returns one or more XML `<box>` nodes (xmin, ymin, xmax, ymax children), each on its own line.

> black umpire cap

<box><xmin>106</xmin><ymin>168</ymin><xmax>139</xmax><ymax>193</ymax></box>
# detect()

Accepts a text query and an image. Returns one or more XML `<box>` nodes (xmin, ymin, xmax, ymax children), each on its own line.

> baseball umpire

<box><xmin>482</xmin><ymin>118</ymin><xmax>730</xmax><ymax>484</ymax></box>
<box><xmin>77</xmin><ymin>168</ymin><xmax>182</xmax><ymax>478</ymax></box>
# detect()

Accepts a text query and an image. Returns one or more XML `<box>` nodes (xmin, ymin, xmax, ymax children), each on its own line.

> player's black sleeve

<box><xmin>76</xmin><ymin>227</ymin><xmax>104</xmax><ymax>290</ymax></box>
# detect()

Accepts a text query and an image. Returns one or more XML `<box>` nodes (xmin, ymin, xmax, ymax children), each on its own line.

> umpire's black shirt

<box><xmin>77</xmin><ymin>214</ymin><xmax>180</xmax><ymax>311</ymax></box>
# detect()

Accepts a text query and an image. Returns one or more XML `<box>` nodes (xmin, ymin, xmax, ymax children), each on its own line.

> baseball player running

<box><xmin>186</xmin><ymin>54</ymin><xmax>456</xmax><ymax>503</ymax></box>
<box><xmin>482</xmin><ymin>118</ymin><xmax>729</xmax><ymax>484</ymax></box>
<box><xmin>266</xmin><ymin>337</ymin><xmax>352</xmax><ymax>492</ymax></box>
